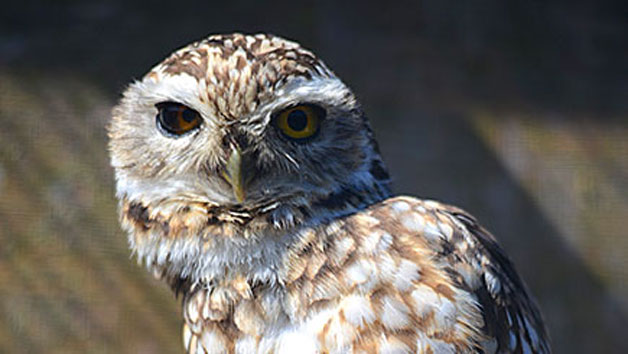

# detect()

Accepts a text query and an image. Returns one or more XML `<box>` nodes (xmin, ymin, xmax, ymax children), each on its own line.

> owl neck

<box><xmin>120</xmin><ymin>157</ymin><xmax>392</xmax><ymax>288</ymax></box>
<box><xmin>310</xmin><ymin>175</ymin><xmax>390</xmax><ymax>220</ymax></box>
<box><xmin>265</xmin><ymin>155</ymin><xmax>392</xmax><ymax>230</ymax></box>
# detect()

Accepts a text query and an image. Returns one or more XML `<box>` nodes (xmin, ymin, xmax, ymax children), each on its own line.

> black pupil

<box><xmin>287</xmin><ymin>109</ymin><xmax>308</xmax><ymax>131</ymax></box>
<box><xmin>182</xmin><ymin>109</ymin><xmax>196</xmax><ymax>123</ymax></box>
<box><xmin>162</xmin><ymin>108</ymin><xmax>180</xmax><ymax>128</ymax></box>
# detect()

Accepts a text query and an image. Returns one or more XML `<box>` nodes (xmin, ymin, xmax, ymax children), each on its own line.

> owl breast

<box><xmin>179</xmin><ymin>197</ymin><xmax>501</xmax><ymax>354</ymax></box>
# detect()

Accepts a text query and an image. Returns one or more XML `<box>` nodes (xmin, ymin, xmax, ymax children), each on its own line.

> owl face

<box><xmin>109</xmin><ymin>34</ymin><xmax>389</xmax><ymax>227</ymax></box>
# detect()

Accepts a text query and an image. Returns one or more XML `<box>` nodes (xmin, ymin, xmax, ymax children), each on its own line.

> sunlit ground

<box><xmin>0</xmin><ymin>72</ymin><xmax>182</xmax><ymax>353</ymax></box>
<box><xmin>473</xmin><ymin>113</ymin><xmax>628</xmax><ymax>312</ymax></box>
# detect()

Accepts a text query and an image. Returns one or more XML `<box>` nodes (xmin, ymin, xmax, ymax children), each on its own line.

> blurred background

<box><xmin>1</xmin><ymin>0</ymin><xmax>626</xmax><ymax>353</ymax></box>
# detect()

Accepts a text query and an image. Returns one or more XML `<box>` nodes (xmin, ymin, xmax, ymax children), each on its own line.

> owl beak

<box><xmin>221</xmin><ymin>147</ymin><xmax>246</xmax><ymax>203</ymax></box>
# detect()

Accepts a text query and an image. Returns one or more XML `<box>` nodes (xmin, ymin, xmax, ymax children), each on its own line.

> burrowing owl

<box><xmin>108</xmin><ymin>33</ymin><xmax>550</xmax><ymax>353</ymax></box>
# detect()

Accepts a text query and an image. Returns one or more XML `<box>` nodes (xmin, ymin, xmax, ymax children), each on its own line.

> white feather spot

<box><xmin>342</xmin><ymin>295</ymin><xmax>375</xmax><ymax>328</ymax></box>
<box><xmin>424</xmin><ymin>200</ymin><xmax>441</xmax><ymax>209</ymax></box>
<box><xmin>183</xmin><ymin>324</ymin><xmax>192</xmax><ymax>350</ymax></box>
<box><xmin>454</xmin><ymin>263</ymin><xmax>480</xmax><ymax>290</ymax></box>
<box><xmin>345</xmin><ymin>260</ymin><xmax>375</xmax><ymax>287</ymax></box>
<box><xmin>391</xmin><ymin>201</ymin><xmax>410</xmax><ymax>213</ymax></box>
<box><xmin>484</xmin><ymin>271</ymin><xmax>502</xmax><ymax>295</ymax></box>
<box><xmin>276</xmin><ymin>329</ymin><xmax>318</xmax><ymax>354</ymax></box>
<box><xmin>189</xmin><ymin>334</ymin><xmax>198</xmax><ymax>354</ymax></box>
<box><xmin>200</xmin><ymin>329</ymin><xmax>227</xmax><ymax>354</ymax></box>
<box><xmin>376</xmin><ymin>232</ymin><xmax>393</xmax><ymax>253</ymax></box>
<box><xmin>438</xmin><ymin>222</ymin><xmax>454</xmax><ymax>240</ymax></box>
<box><xmin>235</xmin><ymin>336</ymin><xmax>257</xmax><ymax>354</ymax></box>
<box><xmin>323</xmin><ymin>316</ymin><xmax>357</xmax><ymax>350</ymax></box>
<box><xmin>330</xmin><ymin>236</ymin><xmax>355</xmax><ymax>265</ymax></box>
<box><xmin>379</xmin><ymin>335</ymin><xmax>410</xmax><ymax>354</ymax></box>
<box><xmin>358</xmin><ymin>214</ymin><xmax>381</xmax><ymax>228</ymax></box>
<box><xmin>411</xmin><ymin>285</ymin><xmax>440</xmax><ymax>318</ymax></box>
<box><xmin>195</xmin><ymin>340</ymin><xmax>206</xmax><ymax>354</ymax></box>
<box><xmin>378</xmin><ymin>253</ymin><xmax>397</xmax><ymax>283</ymax></box>
<box><xmin>401</xmin><ymin>212</ymin><xmax>425</xmax><ymax>233</ymax></box>
<box><xmin>361</xmin><ymin>231</ymin><xmax>382</xmax><ymax>254</ymax></box>
<box><xmin>394</xmin><ymin>259</ymin><xmax>421</xmax><ymax>291</ymax></box>
<box><xmin>423</xmin><ymin>222</ymin><xmax>443</xmax><ymax>242</ymax></box>
<box><xmin>187</xmin><ymin>299</ymin><xmax>200</xmax><ymax>323</ymax></box>
<box><xmin>325</xmin><ymin>221</ymin><xmax>343</xmax><ymax>236</ymax></box>
<box><xmin>381</xmin><ymin>295</ymin><xmax>410</xmax><ymax>330</ymax></box>
<box><xmin>432</xmin><ymin>296</ymin><xmax>458</xmax><ymax>332</ymax></box>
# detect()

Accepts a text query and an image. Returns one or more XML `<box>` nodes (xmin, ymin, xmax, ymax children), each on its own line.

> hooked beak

<box><xmin>221</xmin><ymin>146</ymin><xmax>246</xmax><ymax>204</ymax></box>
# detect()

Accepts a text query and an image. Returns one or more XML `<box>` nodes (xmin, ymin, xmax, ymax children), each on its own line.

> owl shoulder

<box><xmin>352</xmin><ymin>196</ymin><xmax>550</xmax><ymax>353</ymax></box>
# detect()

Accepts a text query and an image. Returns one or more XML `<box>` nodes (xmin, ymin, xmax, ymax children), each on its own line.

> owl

<box><xmin>108</xmin><ymin>33</ymin><xmax>550</xmax><ymax>353</ymax></box>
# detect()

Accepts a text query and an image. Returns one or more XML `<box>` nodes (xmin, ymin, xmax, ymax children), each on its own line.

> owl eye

<box><xmin>273</xmin><ymin>104</ymin><xmax>325</xmax><ymax>141</ymax></box>
<box><xmin>156</xmin><ymin>102</ymin><xmax>202</xmax><ymax>136</ymax></box>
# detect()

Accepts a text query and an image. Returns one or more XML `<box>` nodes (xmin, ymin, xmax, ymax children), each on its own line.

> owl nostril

<box><xmin>233</xmin><ymin>134</ymin><xmax>250</xmax><ymax>151</ymax></box>
<box><xmin>222</xmin><ymin>132</ymin><xmax>251</xmax><ymax>152</ymax></box>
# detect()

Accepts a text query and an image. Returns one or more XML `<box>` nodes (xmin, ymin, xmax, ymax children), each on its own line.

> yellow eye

<box><xmin>274</xmin><ymin>104</ymin><xmax>324</xmax><ymax>141</ymax></box>
<box><xmin>156</xmin><ymin>102</ymin><xmax>201</xmax><ymax>136</ymax></box>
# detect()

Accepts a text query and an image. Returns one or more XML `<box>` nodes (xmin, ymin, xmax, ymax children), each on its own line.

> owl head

<box><xmin>109</xmin><ymin>33</ymin><xmax>390</xmax><ymax>231</ymax></box>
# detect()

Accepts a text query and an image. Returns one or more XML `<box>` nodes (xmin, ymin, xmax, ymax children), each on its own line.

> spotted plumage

<box><xmin>108</xmin><ymin>33</ymin><xmax>550</xmax><ymax>353</ymax></box>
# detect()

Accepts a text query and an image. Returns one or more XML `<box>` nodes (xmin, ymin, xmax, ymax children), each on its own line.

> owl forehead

<box><xmin>146</xmin><ymin>33</ymin><xmax>335</xmax><ymax>120</ymax></box>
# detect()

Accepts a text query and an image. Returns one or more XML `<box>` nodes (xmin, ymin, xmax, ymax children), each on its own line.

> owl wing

<box><xmin>433</xmin><ymin>201</ymin><xmax>551</xmax><ymax>353</ymax></box>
